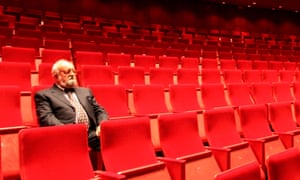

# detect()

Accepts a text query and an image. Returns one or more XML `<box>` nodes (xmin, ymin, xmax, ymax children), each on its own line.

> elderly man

<box><xmin>34</xmin><ymin>59</ymin><xmax>108</xmax><ymax>151</ymax></box>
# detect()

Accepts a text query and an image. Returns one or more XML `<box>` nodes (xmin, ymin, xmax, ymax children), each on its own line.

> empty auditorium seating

<box><xmin>180</xmin><ymin>57</ymin><xmax>200</xmax><ymax>69</ymax></box>
<box><xmin>37</xmin><ymin>63</ymin><xmax>53</xmax><ymax>86</ymax></box>
<box><xmin>148</xmin><ymin>67</ymin><xmax>174</xmax><ymax>87</ymax></box>
<box><xmin>204</xmin><ymin>107</ymin><xmax>260</xmax><ymax>169</ymax></box>
<box><xmin>250</xmin><ymin>82</ymin><xmax>276</xmax><ymax>104</ymax></box>
<box><xmin>100</xmin><ymin>117</ymin><xmax>184</xmax><ymax>179</ymax></box>
<box><xmin>200</xmin><ymin>69</ymin><xmax>222</xmax><ymax>84</ymax></box>
<box><xmin>253</xmin><ymin>60</ymin><xmax>269</xmax><ymax>70</ymax></box>
<box><xmin>0</xmin><ymin>62</ymin><xmax>31</xmax><ymax>92</ymax></box>
<box><xmin>269</xmin><ymin>60</ymin><xmax>284</xmax><ymax>70</ymax></box>
<box><xmin>43</xmin><ymin>39</ymin><xmax>70</xmax><ymax>50</ymax></box>
<box><xmin>200</xmin><ymin>83</ymin><xmax>228</xmax><ymax>109</ymax></box>
<box><xmin>279</xmin><ymin>70</ymin><xmax>295</xmax><ymax>82</ymax></box>
<box><xmin>266</xmin><ymin>148</ymin><xmax>300</xmax><ymax>180</ymax></box>
<box><xmin>219</xmin><ymin>59</ymin><xmax>237</xmax><ymax>70</ymax></box>
<box><xmin>158</xmin><ymin>56</ymin><xmax>180</xmax><ymax>71</ymax></box>
<box><xmin>262</xmin><ymin>70</ymin><xmax>279</xmax><ymax>83</ymax></box>
<box><xmin>168</xmin><ymin>84</ymin><xmax>202</xmax><ymax>112</ymax></box>
<box><xmin>227</xmin><ymin>83</ymin><xmax>253</xmax><ymax>106</ymax></box>
<box><xmin>131</xmin><ymin>84</ymin><xmax>170</xmax><ymax>116</ymax></box>
<box><xmin>268</xmin><ymin>102</ymin><xmax>300</xmax><ymax>148</ymax></box>
<box><xmin>41</xmin><ymin>49</ymin><xmax>72</xmax><ymax>63</ymax></box>
<box><xmin>19</xmin><ymin>124</ymin><xmax>105</xmax><ymax>180</ymax></box>
<box><xmin>106</xmin><ymin>53</ymin><xmax>131</xmax><ymax>72</ymax></box>
<box><xmin>78</xmin><ymin>65</ymin><xmax>114</xmax><ymax>86</ymax></box>
<box><xmin>74</xmin><ymin>51</ymin><xmax>105</xmax><ymax>71</ymax></box>
<box><xmin>201</xmin><ymin>58</ymin><xmax>219</xmax><ymax>69</ymax></box>
<box><xmin>133</xmin><ymin>55</ymin><xmax>157</xmax><ymax>72</ymax></box>
<box><xmin>215</xmin><ymin>162</ymin><xmax>264</xmax><ymax>180</ymax></box>
<box><xmin>71</xmin><ymin>41</ymin><xmax>99</xmax><ymax>52</ymax></box>
<box><xmin>176</xmin><ymin>68</ymin><xmax>200</xmax><ymax>85</ymax></box>
<box><xmin>236</xmin><ymin>60</ymin><xmax>253</xmax><ymax>70</ymax></box>
<box><xmin>243</xmin><ymin>69</ymin><xmax>263</xmax><ymax>83</ymax></box>
<box><xmin>158</xmin><ymin>112</ymin><xmax>264</xmax><ymax>179</ymax></box>
<box><xmin>238</xmin><ymin>104</ymin><xmax>287</xmax><ymax>167</ymax></box>
<box><xmin>2</xmin><ymin>46</ymin><xmax>36</xmax><ymax>72</ymax></box>
<box><xmin>88</xmin><ymin>85</ymin><xmax>131</xmax><ymax>119</ymax></box>
<box><xmin>222</xmin><ymin>69</ymin><xmax>244</xmax><ymax>84</ymax></box>
<box><xmin>272</xmin><ymin>82</ymin><xmax>294</xmax><ymax>103</ymax></box>
<box><xmin>292</xmin><ymin>82</ymin><xmax>300</xmax><ymax>101</ymax></box>
<box><xmin>117</xmin><ymin>66</ymin><xmax>145</xmax><ymax>89</ymax></box>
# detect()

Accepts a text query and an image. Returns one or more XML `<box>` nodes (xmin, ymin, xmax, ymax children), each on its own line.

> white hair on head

<box><xmin>51</xmin><ymin>59</ymin><xmax>74</xmax><ymax>77</ymax></box>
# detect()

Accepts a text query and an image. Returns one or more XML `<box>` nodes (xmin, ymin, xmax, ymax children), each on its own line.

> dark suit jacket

<box><xmin>34</xmin><ymin>84</ymin><xmax>108</xmax><ymax>139</ymax></box>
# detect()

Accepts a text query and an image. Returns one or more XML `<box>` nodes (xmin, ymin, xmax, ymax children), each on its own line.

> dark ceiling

<box><xmin>203</xmin><ymin>0</ymin><xmax>300</xmax><ymax>13</ymax></box>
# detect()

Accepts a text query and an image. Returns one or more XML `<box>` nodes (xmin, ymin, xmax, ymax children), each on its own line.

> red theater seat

<box><xmin>19</xmin><ymin>124</ymin><xmax>107</xmax><ymax>180</ymax></box>
<box><xmin>266</xmin><ymin>148</ymin><xmax>300</xmax><ymax>180</ymax></box>
<box><xmin>204</xmin><ymin>107</ymin><xmax>260</xmax><ymax>170</ymax></box>
<box><xmin>268</xmin><ymin>102</ymin><xmax>300</xmax><ymax>149</ymax></box>
<box><xmin>41</xmin><ymin>49</ymin><xmax>72</xmax><ymax>63</ymax></box>
<box><xmin>2</xmin><ymin>46</ymin><xmax>36</xmax><ymax>72</ymax></box>
<box><xmin>169</xmin><ymin>84</ymin><xmax>202</xmax><ymax>113</ymax></box>
<box><xmin>88</xmin><ymin>85</ymin><xmax>131</xmax><ymax>119</ymax></box>
<box><xmin>238</xmin><ymin>104</ymin><xmax>287</xmax><ymax>167</ymax></box>
<box><xmin>78</xmin><ymin>65</ymin><xmax>114</xmax><ymax>86</ymax></box>
<box><xmin>158</xmin><ymin>112</ymin><xmax>263</xmax><ymax>179</ymax></box>
<box><xmin>148</xmin><ymin>67</ymin><xmax>174</xmax><ymax>88</ymax></box>
<box><xmin>100</xmin><ymin>117</ymin><xmax>184</xmax><ymax>179</ymax></box>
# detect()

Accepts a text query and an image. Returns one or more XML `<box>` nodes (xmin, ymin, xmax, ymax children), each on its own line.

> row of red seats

<box><xmin>2</xmin><ymin>84</ymin><xmax>300</xmax><ymax>179</ymax></box>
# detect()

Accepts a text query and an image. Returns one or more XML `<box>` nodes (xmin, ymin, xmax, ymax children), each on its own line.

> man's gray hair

<box><xmin>51</xmin><ymin>59</ymin><xmax>74</xmax><ymax>77</ymax></box>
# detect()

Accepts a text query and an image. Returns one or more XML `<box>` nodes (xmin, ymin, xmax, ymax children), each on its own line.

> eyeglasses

<box><xmin>59</xmin><ymin>68</ymin><xmax>77</xmax><ymax>75</ymax></box>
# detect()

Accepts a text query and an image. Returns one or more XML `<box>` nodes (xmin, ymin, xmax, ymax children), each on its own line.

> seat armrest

<box><xmin>157</xmin><ymin>157</ymin><xmax>185</xmax><ymax>180</ymax></box>
<box><xmin>206</xmin><ymin>146</ymin><xmax>231</xmax><ymax>171</ymax></box>
<box><xmin>95</xmin><ymin>170</ymin><xmax>126</xmax><ymax>180</ymax></box>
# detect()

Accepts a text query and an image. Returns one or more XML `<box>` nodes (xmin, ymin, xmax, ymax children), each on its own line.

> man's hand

<box><xmin>96</xmin><ymin>125</ymin><xmax>101</xmax><ymax>136</ymax></box>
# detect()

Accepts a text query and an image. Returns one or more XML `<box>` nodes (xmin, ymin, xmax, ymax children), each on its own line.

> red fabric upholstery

<box><xmin>176</xmin><ymin>68</ymin><xmax>200</xmax><ymax>85</ymax></box>
<box><xmin>75</xmin><ymin>51</ymin><xmax>105</xmax><ymax>68</ymax></box>
<box><xmin>169</xmin><ymin>84</ymin><xmax>202</xmax><ymax>112</ymax></box>
<box><xmin>227</xmin><ymin>83</ymin><xmax>253</xmax><ymax>106</ymax></box>
<box><xmin>41</xmin><ymin>49</ymin><xmax>72</xmax><ymax>63</ymax></box>
<box><xmin>279</xmin><ymin>70</ymin><xmax>295</xmax><ymax>82</ymax></box>
<box><xmin>88</xmin><ymin>85</ymin><xmax>131</xmax><ymax>118</ymax></box>
<box><xmin>236</xmin><ymin>60</ymin><xmax>253</xmax><ymax>70</ymax></box>
<box><xmin>201</xmin><ymin>58</ymin><xmax>218</xmax><ymax>69</ymax></box>
<box><xmin>266</xmin><ymin>148</ymin><xmax>300</xmax><ymax>180</ymax></box>
<box><xmin>215</xmin><ymin>161</ymin><xmax>263</xmax><ymax>180</ymax></box>
<box><xmin>100</xmin><ymin>117</ymin><xmax>183</xmax><ymax>179</ymax></box>
<box><xmin>2</xmin><ymin>46</ymin><xmax>36</xmax><ymax>71</ymax></box>
<box><xmin>204</xmin><ymin>107</ymin><xmax>259</xmax><ymax>169</ymax></box>
<box><xmin>117</xmin><ymin>66</ymin><xmax>145</xmax><ymax>89</ymax></box>
<box><xmin>132</xmin><ymin>84</ymin><xmax>170</xmax><ymax>116</ymax></box>
<box><xmin>262</xmin><ymin>70</ymin><xmax>279</xmax><ymax>83</ymax></box>
<box><xmin>200</xmin><ymin>69</ymin><xmax>222</xmax><ymax>84</ymax></box>
<box><xmin>133</xmin><ymin>55</ymin><xmax>156</xmax><ymax>72</ymax></box>
<box><xmin>201</xmin><ymin>83</ymin><xmax>228</xmax><ymax>109</ymax></box>
<box><xmin>158</xmin><ymin>56</ymin><xmax>180</xmax><ymax>71</ymax></box>
<box><xmin>106</xmin><ymin>53</ymin><xmax>131</xmax><ymax>72</ymax></box>
<box><xmin>250</xmin><ymin>82</ymin><xmax>275</xmax><ymax>104</ymax></box>
<box><xmin>272</xmin><ymin>82</ymin><xmax>294</xmax><ymax>102</ymax></box>
<box><xmin>0</xmin><ymin>62</ymin><xmax>31</xmax><ymax>92</ymax></box>
<box><xmin>222</xmin><ymin>69</ymin><xmax>244</xmax><ymax>84</ymax></box>
<box><xmin>158</xmin><ymin>112</ymin><xmax>223</xmax><ymax>179</ymax></box>
<box><xmin>180</xmin><ymin>57</ymin><xmax>200</xmax><ymax>69</ymax></box>
<box><xmin>38</xmin><ymin>63</ymin><xmax>53</xmax><ymax>86</ymax></box>
<box><xmin>243</xmin><ymin>69</ymin><xmax>263</xmax><ymax>83</ymax></box>
<box><xmin>19</xmin><ymin>124</ymin><xmax>99</xmax><ymax>180</ymax></box>
<box><xmin>79</xmin><ymin>65</ymin><xmax>114</xmax><ymax>86</ymax></box>
<box><xmin>238</xmin><ymin>104</ymin><xmax>286</xmax><ymax>166</ymax></box>
<box><xmin>149</xmin><ymin>67</ymin><xmax>174</xmax><ymax>88</ymax></box>
<box><xmin>268</xmin><ymin>102</ymin><xmax>300</xmax><ymax>148</ymax></box>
